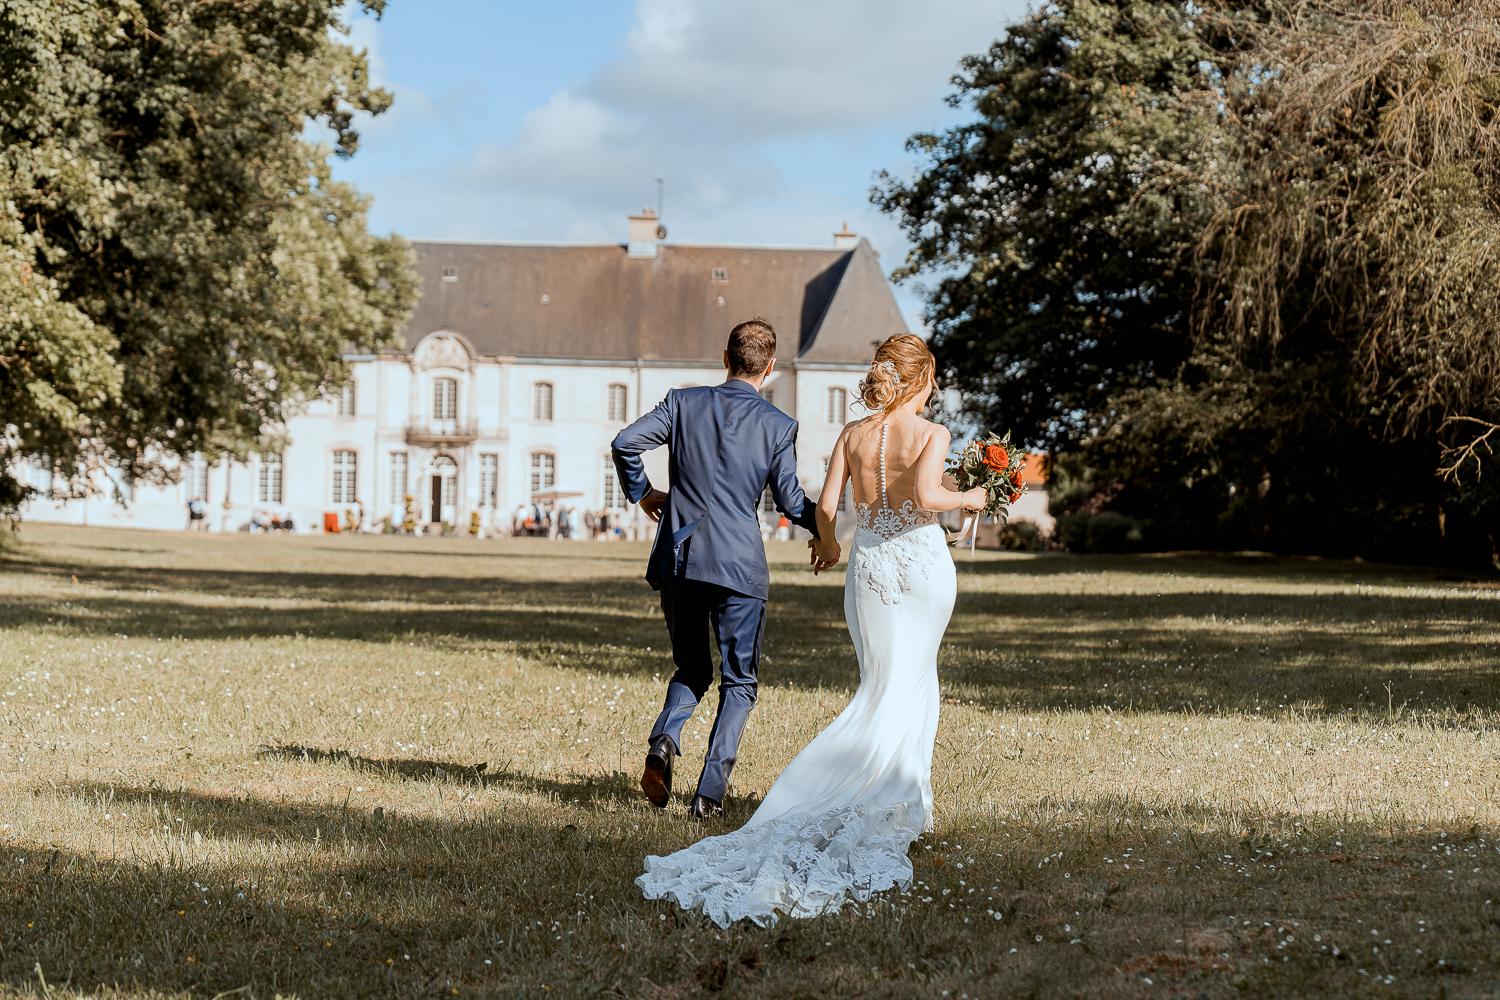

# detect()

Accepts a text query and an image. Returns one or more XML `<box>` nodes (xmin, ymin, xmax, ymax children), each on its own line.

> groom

<box><xmin>612</xmin><ymin>318</ymin><xmax>835</xmax><ymax>820</ymax></box>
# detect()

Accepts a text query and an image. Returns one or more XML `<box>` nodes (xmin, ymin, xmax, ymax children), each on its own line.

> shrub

<box><xmin>999</xmin><ymin>519</ymin><xmax>1042</xmax><ymax>551</ymax></box>
<box><xmin>1055</xmin><ymin>512</ymin><xmax>1144</xmax><ymax>553</ymax></box>
<box><xmin>1055</xmin><ymin>514</ymin><xmax>1091</xmax><ymax>553</ymax></box>
<box><xmin>1088</xmin><ymin>512</ymin><xmax>1143</xmax><ymax>553</ymax></box>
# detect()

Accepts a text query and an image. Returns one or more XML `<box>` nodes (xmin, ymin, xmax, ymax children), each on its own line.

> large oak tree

<box><xmin>0</xmin><ymin>0</ymin><xmax>417</xmax><ymax>517</ymax></box>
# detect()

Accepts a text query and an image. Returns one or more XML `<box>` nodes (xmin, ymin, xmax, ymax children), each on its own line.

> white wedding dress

<box><xmin>637</xmin><ymin>420</ymin><xmax>957</xmax><ymax>927</ymax></box>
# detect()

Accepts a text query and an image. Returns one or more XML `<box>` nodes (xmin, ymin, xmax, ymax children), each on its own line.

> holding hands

<box><xmin>808</xmin><ymin>538</ymin><xmax>842</xmax><ymax>575</ymax></box>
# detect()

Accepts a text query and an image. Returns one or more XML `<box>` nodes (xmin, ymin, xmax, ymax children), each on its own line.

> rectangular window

<box><xmin>443</xmin><ymin>472</ymin><xmax>457</xmax><ymax>509</ymax></box>
<box><xmin>188</xmin><ymin>452</ymin><xmax>209</xmax><ymax>501</ymax></box>
<box><xmin>432</xmin><ymin>379</ymin><xmax>457</xmax><ymax>421</ymax></box>
<box><xmin>711</xmin><ymin>267</ymin><xmax>728</xmax><ymax>283</ymax></box>
<box><xmin>822</xmin><ymin>457</ymin><xmax>848</xmax><ymax>514</ymax></box>
<box><xmin>529</xmin><ymin>452</ymin><xmax>555</xmax><ymax>494</ymax></box>
<box><xmin>533</xmin><ymin>382</ymin><xmax>553</xmax><ymax>421</ymax></box>
<box><xmin>827</xmin><ymin>387</ymin><xmax>847</xmax><ymax>425</ymax></box>
<box><xmin>480</xmin><ymin>453</ymin><xmax>498</xmax><ymax>508</ymax></box>
<box><xmin>389</xmin><ymin>451</ymin><xmax>407</xmax><ymax>506</ymax></box>
<box><xmin>602</xmin><ymin>458</ymin><xmax>620</xmax><ymax>508</ymax></box>
<box><xmin>331</xmin><ymin>450</ymin><xmax>357</xmax><ymax>504</ymax></box>
<box><xmin>759</xmin><ymin>387</ymin><xmax>775</xmax><ymax>406</ymax></box>
<box><xmin>760</xmin><ymin>487</ymin><xmax>775</xmax><ymax>513</ymax></box>
<box><xmin>607</xmin><ymin>383</ymin><xmax>628</xmax><ymax>422</ymax></box>
<box><xmin>257</xmin><ymin>454</ymin><xmax>283</xmax><ymax>503</ymax></box>
<box><xmin>336</xmin><ymin>383</ymin><xmax>356</xmax><ymax>417</ymax></box>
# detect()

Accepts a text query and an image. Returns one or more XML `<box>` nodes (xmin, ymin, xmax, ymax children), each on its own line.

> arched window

<box><xmin>432</xmin><ymin>379</ymin><xmax>458</xmax><ymax>421</ymax></box>
<box><xmin>530</xmin><ymin>452</ymin><xmax>555</xmax><ymax>494</ymax></box>
<box><xmin>533</xmin><ymin>382</ymin><xmax>554</xmax><ymax>421</ymax></box>
<box><xmin>607</xmin><ymin>383</ymin><xmax>628</xmax><ymax>422</ymax></box>
<box><xmin>331</xmin><ymin>450</ymin><xmax>357</xmax><ymax>503</ymax></box>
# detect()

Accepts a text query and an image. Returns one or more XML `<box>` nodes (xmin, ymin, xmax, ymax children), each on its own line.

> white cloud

<box><xmin>597</xmin><ymin>0</ymin><xmax>1023</xmax><ymax>140</ymax></box>
<box><xmin>338</xmin><ymin>0</ymin><xmax>1034</xmax><ymax>330</ymax></box>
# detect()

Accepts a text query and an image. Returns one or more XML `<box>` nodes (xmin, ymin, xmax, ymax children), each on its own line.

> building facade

<box><xmin>19</xmin><ymin>217</ymin><xmax>909</xmax><ymax>538</ymax></box>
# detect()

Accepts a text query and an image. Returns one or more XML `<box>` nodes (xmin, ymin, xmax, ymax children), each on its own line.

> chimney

<box><xmin>834</xmin><ymin>222</ymin><xmax>857</xmax><ymax>249</ymax></box>
<box><xmin>628</xmin><ymin>207</ymin><xmax>665</xmax><ymax>258</ymax></box>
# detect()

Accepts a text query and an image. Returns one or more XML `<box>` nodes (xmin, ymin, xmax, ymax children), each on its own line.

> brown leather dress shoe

<box><xmin>641</xmin><ymin>735</ymin><xmax>675</xmax><ymax>808</ymax></box>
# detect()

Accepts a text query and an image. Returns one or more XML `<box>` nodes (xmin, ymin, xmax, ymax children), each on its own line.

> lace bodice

<box><xmin>856</xmin><ymin>499</ymin><xmax>938</xmax><ymax>539</ymax></box>
<box><xmin>849</xmin><ymin>423</ymin><xmax>944</xmax><ymax>605</ymax></box>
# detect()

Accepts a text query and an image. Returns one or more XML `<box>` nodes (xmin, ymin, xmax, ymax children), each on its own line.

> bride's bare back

<box><xmin>816</xmin><ymin>412</ymin><xmax>982</xmax><ymax>546</ymax></box>
<box><xmin>843</xmin><ymin>416</ymin><xmax>941</xmax><ymax>536</ymax></box>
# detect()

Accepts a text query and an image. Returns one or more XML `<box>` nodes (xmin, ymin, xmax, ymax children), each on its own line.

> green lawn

<box><xmin>2</xmin><ymin>524</ymin><xmax>1499</xmax><ymax>999</ymax></box>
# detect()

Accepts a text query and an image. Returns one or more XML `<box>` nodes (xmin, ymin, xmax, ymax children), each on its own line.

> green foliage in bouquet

<box><xmin>945</xmin><ymin>431</ymin><xmax>1028</xmax><ymax>521</ymax></box>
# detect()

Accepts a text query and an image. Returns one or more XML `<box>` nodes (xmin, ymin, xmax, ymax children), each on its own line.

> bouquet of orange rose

<box><xmin>945</xmin><ymin>431</ymin><xmax>1027</xmax><ymax>553</ymax></box>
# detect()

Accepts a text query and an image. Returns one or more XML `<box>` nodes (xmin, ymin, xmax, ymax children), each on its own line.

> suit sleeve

<box><xmin>767</xmin><ymin>420</ymin><xmax>820</xmax><ymax>538</ymax></box>
<box><xmin>611</xmin><ymin>393</ymin><xmax>672</xmax><ymax>505</ymax></box>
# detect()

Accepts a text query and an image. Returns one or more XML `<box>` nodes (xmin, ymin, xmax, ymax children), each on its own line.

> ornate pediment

<box><xmin>413</xmin><ymin>332</ymin><xmax>474</xmax><ymax>371</ymax></box>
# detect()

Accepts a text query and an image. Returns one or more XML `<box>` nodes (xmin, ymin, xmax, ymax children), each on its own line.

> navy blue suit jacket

<box><xmin>611</xmin><ymin>379</ymin><xmax>819</xmax><ymax>600</ymax></box>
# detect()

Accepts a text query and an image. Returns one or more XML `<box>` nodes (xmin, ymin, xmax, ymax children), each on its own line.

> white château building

<box><xmin>19</xmin><ymin>215</ymin><xmax>909</xmax><ymax>536</ymax></box>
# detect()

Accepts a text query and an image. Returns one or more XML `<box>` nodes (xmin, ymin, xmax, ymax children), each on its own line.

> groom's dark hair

<box><xmin>727</xmin><ymin>318</ymin><xmax>777</xmax><ymax>377</ymax></box>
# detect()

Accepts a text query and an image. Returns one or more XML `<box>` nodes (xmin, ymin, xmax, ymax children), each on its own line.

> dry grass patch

<box><xmin>1</xmin><ymin>525</ymin><xmax>1499</xmax><ymax>999</ymax></box>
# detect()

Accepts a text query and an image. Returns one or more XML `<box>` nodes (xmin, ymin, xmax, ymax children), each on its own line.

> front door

<box><xmin>430</xmin><ymin>476</ymin><xmax>443</xmax><ymax>524</ymax></box>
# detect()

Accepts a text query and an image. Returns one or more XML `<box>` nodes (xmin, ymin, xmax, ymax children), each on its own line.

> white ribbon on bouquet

<box><xmin>952</xmin><ymin>514</ymin><xmax>980</xmax><ymax>558</ymax></box>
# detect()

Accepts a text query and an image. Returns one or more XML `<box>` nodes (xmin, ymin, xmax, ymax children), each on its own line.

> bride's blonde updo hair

<box><xmin>858</xmin><ymin>334</ymin><xmax>936</xmax><ymax>415</ymax></box>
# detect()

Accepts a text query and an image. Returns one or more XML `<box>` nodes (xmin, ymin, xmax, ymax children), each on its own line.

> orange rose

<box><xmin>983</xmin><ymin>444</ymin><xmax>1009</xmax><ymax>472</ymax></box>
<box><xmin>1008</xmin><ymin>490</ymin><xmax>1023</xmax><ymax>504</ymax></box>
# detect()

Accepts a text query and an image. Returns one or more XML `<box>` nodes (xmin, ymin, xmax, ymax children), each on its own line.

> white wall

<box><xmin>16</xmin><ymin>350</ymin><xmax>868</xmax><ymax>539</ymax></box>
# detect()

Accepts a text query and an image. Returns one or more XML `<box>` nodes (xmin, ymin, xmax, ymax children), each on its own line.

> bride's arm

<box><xmin>914</xmin><ymin>425</ymin><xmax>987</xmax><ymax>512</ymax></box>
<box><xmin>811</xmin><ymin>425</ymin><xmax>851</xmax><ymax>569</ymax></box>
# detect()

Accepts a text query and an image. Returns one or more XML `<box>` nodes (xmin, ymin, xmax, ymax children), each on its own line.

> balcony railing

<box><xmin>405</xmin><ymin>418</ymin><xmax>480</xmax><ymax>445</ymax></box>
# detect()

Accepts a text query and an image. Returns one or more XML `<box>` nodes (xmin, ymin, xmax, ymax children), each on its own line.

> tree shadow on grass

<box><xmin>2</xmin><ymin>782</ymin><xmax>1493</xmax><ymax>1000</ymax></box>
<box><xmin>249</xmin><ymin>745</ymin><xmax>684</xmax><ymax>814</ymax></box>
<box><xmin>4</xmin><ymin>547</ymin><xmax>1499</xmax><ymax>721</ymax></box>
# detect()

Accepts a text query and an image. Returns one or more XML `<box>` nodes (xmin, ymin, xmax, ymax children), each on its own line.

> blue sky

<box><xmin>330</xmin><ymin>0</ymin><xmax>1032</xmax><ymax>331</ymax></box>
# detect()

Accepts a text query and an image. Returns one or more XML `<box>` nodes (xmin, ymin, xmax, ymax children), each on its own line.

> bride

<box><xmin>637</xmin><ymin>334</ymin><xmax>987</xmax><ymax>927</ymax></box>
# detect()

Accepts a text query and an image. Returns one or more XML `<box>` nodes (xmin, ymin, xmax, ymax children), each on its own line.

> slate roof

<box><xmin>400</xmin><ymin>237</ymin><xmax>908</xmax><ymax>366</ymax></box>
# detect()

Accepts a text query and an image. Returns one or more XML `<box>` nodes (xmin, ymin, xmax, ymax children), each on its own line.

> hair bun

<box><xmin>857</xmin><ymin>334</ymin><xmax>936</xmax><ymax>415</ymax></box>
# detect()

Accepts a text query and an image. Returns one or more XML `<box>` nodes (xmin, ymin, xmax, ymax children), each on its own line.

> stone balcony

<box><xmin>404</xmin><ymin>419</ymin><xmax>481</xmax><ymax>446</ymax></box>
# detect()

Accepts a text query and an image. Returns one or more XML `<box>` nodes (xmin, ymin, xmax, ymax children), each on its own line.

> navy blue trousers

<box><xmin>648</xmin><ymin>576</ymin><xmax>765</xmax><ymax>804</ymax></box>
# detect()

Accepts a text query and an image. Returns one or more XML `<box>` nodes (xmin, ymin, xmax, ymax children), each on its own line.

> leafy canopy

<box><xmin>0</xmin><ymin>0</ymin><xmax>417</xmax><ymax>515</ymax></box>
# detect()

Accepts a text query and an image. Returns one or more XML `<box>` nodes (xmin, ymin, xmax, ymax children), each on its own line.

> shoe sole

<box><xmin>641</xmin><ymin>759</ymin><xmax>670</xmax><ymax>808</ymax></box>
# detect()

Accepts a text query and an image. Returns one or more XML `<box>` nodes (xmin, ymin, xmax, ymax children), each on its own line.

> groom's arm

<box><xmin>766</xmin><ymin>421</ymin><xmax>820</xmax><ymax>539</ymax></box>
<box><xmin>611</xmin><ymin>394</ymin><xmax>672</xmax><ymax>505</ymax></box>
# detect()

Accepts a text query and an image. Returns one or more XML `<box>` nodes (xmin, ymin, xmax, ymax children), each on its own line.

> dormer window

<box><xmin>711</xmin><ymin>267</ymin><xmax>728</xmax><ymax>284</ymax></box>
<box><xmin>441</xmin><ymin>267</ymin><xmax>458</xmax><ymax>283</ymax></box>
